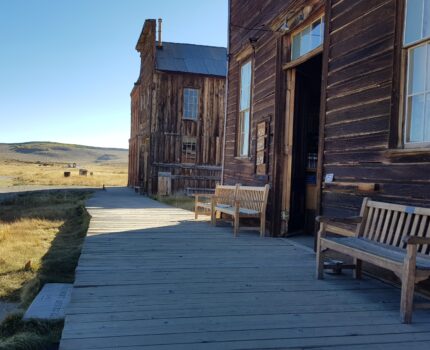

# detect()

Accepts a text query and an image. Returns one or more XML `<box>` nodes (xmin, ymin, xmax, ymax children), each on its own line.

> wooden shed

<box><xmin>223</xmin><ymin>0</ymin><xmax>430</xmax><ymax>237</ymax></box>
<box><xmin>128</xmin><ymin>19</ymin><xmax>227</xmax><ymax>195</ymax></box>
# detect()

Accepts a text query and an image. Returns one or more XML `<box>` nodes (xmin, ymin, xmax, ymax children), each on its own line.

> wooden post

<box><xmin>400</xmin><ymin>244</ymin><xmax>417</xmax><ymax>323</ymax></box>
<box><xmin>316</xmin><ymin>222</ymin><xmax>326</xmax><ymax>279</ymax></box>
<box><xmin>211</xmin><ymin>196</ymin><xmax>216</xmax><ymax>225</ymax></box>
<box><xmin>234</xmin><ymin>200</ymin><xmax>240</xmax><ymax>237</ymax></box>
<box><xmin>353</xmin><ymin>258</ymin><xmax>362</xmax><ymax>279</ymax></box>
<box><xmin>194</xmin><ymin>195</ymin><xmax>199</xmax><ymax>220</ymax></box>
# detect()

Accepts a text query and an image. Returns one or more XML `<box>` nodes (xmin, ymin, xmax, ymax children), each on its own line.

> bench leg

<box><xmin>316</xmin><ymin>223</ymin><xmax>326</xmax><ymax>280</ymax></box>
<box><xmin>400</xmin><ymin>245</ymin><xmax>417</xmax><ymax>324</ymax></box>
<box><xmin>316</xmin><ymin>247</ymin><xmax>325</xmax><ymax>280</ymax></box>
<box><xmin>353</xmin><ymin>258</ymin><xmax>362</xmax><ymax>279</ymax></box>
<box><xmin>234</xmin><ymin>215</ymin><xmax>239</xmax><ymax>237</ymax></box>
<box><xmin>260</xmin><ymin>214</ymin><xmax>266</xmax><ymax>238</ymax></box>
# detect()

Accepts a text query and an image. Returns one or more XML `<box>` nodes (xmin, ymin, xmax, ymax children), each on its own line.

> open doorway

<box><xmin>288</xmin><ymin>53</ymin><xmax>322</xmax><ymax>236</ymax></box>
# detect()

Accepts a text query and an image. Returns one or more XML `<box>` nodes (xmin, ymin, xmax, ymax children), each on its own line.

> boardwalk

<box><xmin>60</xmin><ymin>188</ymin><xmax>430</xmax><ymax>350</ymax></box>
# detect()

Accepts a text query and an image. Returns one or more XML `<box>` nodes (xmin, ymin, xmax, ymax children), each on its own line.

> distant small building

<box><xmin>128</xmin><ymin>19</ymin><xmax>227</xmax><ymax>195</ymax></box>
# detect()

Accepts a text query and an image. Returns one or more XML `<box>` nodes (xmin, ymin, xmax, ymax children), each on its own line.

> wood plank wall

<box><xmin>150</xmin><ymin>72</ymin><xmax>225</xmax><ymax>193</ymax></box>
<box><xmin>128</xmin><ymin>85</ymin><xmax>141</xmax><ymax>187</ymax></box>
<box><xmin>223</xmin><ymin>0</ymin><xmax>293</xmax><ymax>187</ymax></box>
<box><xmin>128</xmin><ymin>20</ymin><xmax>156</xmax><ymax>191</ymax></box>
<box><xmin>321</xmin><ymin>0</ymin><xmax>430</xmax><ymax>217</ymax></box>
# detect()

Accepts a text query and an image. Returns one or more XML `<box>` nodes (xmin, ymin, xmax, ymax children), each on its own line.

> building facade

<box><xmin>223</xmin><ymin>0</ymin><xmax>430</xmax><ymax>236</ymax></box>
<box><xmin>128</xmin><ymin>19</ymin><xmax>227</xmax><ymax>194</ymax></box>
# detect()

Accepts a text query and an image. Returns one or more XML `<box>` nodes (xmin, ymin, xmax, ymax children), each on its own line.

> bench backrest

<box><xmin>235</xmin><ymin>184</ymin><xmax>270</xmax><ymax>212</ymax></box>
<box><xmin>214</xmin><ymin>184</ymin><xmax>239</xmax><ymax>207</ymax></box>
<box><xmin>357</xmin><ymin>198</ymin><xmax>430</xmax><ymax>255</ymax></box>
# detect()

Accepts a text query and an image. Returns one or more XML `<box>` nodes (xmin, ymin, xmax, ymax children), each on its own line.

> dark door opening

<box><xmin>289</xmin><ymin>53</ymin><xmax>322</xmax><ymax>235</ymax></box>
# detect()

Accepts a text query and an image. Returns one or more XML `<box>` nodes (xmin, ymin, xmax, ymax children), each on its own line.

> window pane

<box><xmin>424</xmin><ymin>0</ymin><xmax>430</xmax><ymax>38</ymax></box>
<box><xmin>311</xmin><ymin>19</ymin><xmax>322</xmax><ymax>51</ymax></box>
<box><xmin>291</xmin><ymin>17</ymin><xmax>324</xmax><ymax>60</ymax></box>
<box><xmin>240</xmin><ymin>61</ymin><xmax>252</xmax><ymax>111</ymax></box>
<box><xmin>183</xmin><ymin>88</ymin><xmax>199</xmax><ymax>119</ymax></box>
<box><xmin>240</xmin><ymin>110</ymin><xmax>250</xmax><ymax>156</ymax></box>
<box><xmin>425</xmin><ymin>93</ymin><xmax>430</xmax><ymax>141</ymax></box>
<box><xmin>405</xmin><ymin>0</ymin><xmax>424</xmax><ymax>44</ymax></box>
<box><xmin>300</xmin><ymin>26</ymin><xmax>311</xmax><ymax>57</ymax></box>
<box><xmin>407</xmin><ymin>94</ymin><xmax>425</xmax><ymax>142</ymax></box>
<box><xmin>408</xmin><ymin>44</ymin><xmax>427</xmax><ymax>94</ymax></box>
<box><xmin>292</xmin><ymin>34</ymin><xmax>301</xmax><ymax>60</ymax></box>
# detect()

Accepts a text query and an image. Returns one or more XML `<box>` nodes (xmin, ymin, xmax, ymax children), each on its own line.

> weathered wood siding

<box><xmin>128</xmin><ymin>84</ymin><xmax>141</xmax><ymax>187</ymax></box>
<box><xmin>321</xmin><ymin>0</ymin><xmax>430</xmax><ymax>218</ymax></box>
<box><xmin>128</xmin><ymin>20</ymin><xmax>156</xmax><ymax>191</ymax></box>
<box><xmin>223</xmin><ymin>0</ymin><xmax>293</xmax><ymax>187</ymax></box>
<box><xmin>150</xmin><ymin>72</ymin><xmax>225</xmax><ymax>193</ymax></box>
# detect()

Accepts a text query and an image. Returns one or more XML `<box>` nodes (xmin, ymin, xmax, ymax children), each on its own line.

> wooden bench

<box><xmin>316</xmin><ymin>197</ymin><xmax>430</xmax><ymax>323</ymax></box>
<box><xmin>194</xmin><ymin>184</ymin><xmax>238</xmax><ymax>220</ymax></box>
<box><xmin>213</xmin><ymin>184</ymin><xmax>270</xmax><ymax>237</ymax></box>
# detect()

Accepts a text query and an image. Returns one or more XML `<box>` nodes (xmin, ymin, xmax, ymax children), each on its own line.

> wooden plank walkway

<box><xmin>60</xmin><ymin>187</ymin><xmax>430</xmax><ymax>350</ymax></box>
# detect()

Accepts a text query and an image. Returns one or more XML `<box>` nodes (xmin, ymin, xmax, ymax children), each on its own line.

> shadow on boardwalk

<box><xmin>60</xmin><ymin>187</ymin><xmax>430</xmax><ymax>350</ymax></box>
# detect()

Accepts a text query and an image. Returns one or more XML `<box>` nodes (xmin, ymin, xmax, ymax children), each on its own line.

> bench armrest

<box><xmin>402</xmin><ymin>236</ymin><xmax>430</xmax><ymax>245</ymax></box>
<box><xmin>316</xmin><ymin>216</ymin><xmax>362</xmax><ymax>224</ymax></box>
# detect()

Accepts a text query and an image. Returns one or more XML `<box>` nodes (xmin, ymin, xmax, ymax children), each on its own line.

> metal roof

<box><xmin>155</xmin><ymin>42</ymin><xmax>227</xmax><ymax>77</ymax></box>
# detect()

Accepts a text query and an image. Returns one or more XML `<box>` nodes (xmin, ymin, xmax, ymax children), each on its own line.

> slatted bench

<box><xmin>316</xmin><ymin>197</ymin><xmax>430</xmax><ymax>323</ymax></box>
<box><xmin>194</xmin><ymin>184</ymin><xmax>238</xmax><ymax>220</ymax></box>
<box><xmin>213</xmin><ymin>184</ymin><xmax>270</xmax><ymax>237</ymax></box>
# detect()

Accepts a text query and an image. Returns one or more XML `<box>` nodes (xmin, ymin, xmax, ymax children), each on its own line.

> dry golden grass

<box><xmin>0</xmin><ymin>219</ymin><xmax>62</xmax><ymax>300</ymax></box>
<box><xmin>0</xmin><ymin>159</ymin><xmax>127</xmax><ymax>187</ymax></box>
<box><xmin>0</xmin><ymin>191</ymin><xmax>90</xmax><ymax>303</ymax></box>
<box><xmin>0</xmin><ymin>190</ymin><xmax>91</xmax><ymax>349</ymax></box>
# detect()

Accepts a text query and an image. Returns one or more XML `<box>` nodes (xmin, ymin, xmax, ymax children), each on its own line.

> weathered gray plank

<box><xmin>59</xmin><ymin>188</ymin><xmax>430</xmax><ymax>350</ymax></box>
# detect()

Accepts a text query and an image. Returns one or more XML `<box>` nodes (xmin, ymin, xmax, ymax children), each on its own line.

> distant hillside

<box><xmin>0</xmin><ymin>142</ymin><xmax>128</xmax><ymax>165</ymax></box>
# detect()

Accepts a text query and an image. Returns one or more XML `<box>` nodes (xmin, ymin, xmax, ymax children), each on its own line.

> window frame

<box><xmin>182</xmin><ymin>87</ymin><xmax>200</xmax><ymax>121</ymax></box>
<box><xmin>237</xmin><ymin>59</ymin><xmax>253</xmax><ymax>158</ymax></box>
<box><xmin>400</xmin><ymin>0</ymin><xmax>430</xmax><ymax>149</ymax></box>
<box><xmin>290</xmin><ymin>15</ymin><xmax>325</xmax><ymax>62</ymax></box>
<box><xmin>181</xmin><ymin>136</ymin><xmax>197</xmax><ymax>164</ymax></box>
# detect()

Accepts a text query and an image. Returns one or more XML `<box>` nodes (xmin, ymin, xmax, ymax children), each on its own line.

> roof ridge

<box><xmin>161</xmin><ymin>41</ymin><xmax>227</xmax><ymax>50</ymax></box>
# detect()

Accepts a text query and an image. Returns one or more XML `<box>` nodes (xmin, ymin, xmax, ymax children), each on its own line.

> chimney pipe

<box><xmin>157</xmin><ymin>18</ymin><xmax>162</xmax><ymax>48</ymax></box>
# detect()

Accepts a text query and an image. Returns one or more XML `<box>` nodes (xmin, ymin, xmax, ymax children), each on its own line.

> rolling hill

<box><xmin>0</xmin><ymin>142</ymin><xmax>128</xmax><ymax>165</ymax></box>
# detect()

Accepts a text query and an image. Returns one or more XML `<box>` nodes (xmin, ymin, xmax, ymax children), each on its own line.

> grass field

<box><xmin>0</xmin><ymin>190</ymin><xmax>91</xmax><ymax>349</ymax></box>
<box><xmin>0</xmin><ymin>159</ymin><xmax>127</xmax><ymax>187</ymax></box>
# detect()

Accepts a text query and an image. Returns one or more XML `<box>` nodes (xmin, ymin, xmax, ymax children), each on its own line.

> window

<box><xmin>182</xmin><ymin>137</ymin><xmax>197</xmax><ymax>163</ymax></box>
<box><xmin>404</xmin><ymin>0</ymin><xmax>430</xmax><ymax>144</ymax></box>
<box><xmin>183</xmin><ymin>88</ymin><xmax>199</xmax><ymax>120</ymax></box>
<box><xmin>238</xmin><ymin>60</ymin><xmax>252</xmax><ymax>156</ymax></box>
<box><xmin>291</xmin><ymin>16</ymin><xmax>324</xmax><ymax>60</ymax></box>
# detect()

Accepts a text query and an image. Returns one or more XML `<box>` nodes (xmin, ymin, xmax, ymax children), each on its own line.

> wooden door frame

<box><xmin>280</xmin><ymin>68</ymin><xmax>296</xmax><ymax>235</ymax></box>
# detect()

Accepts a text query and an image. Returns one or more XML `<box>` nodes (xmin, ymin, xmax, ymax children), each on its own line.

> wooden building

<box><xmin>128</xmin><ymin>19</ymin><xmax>227</xmax><ymax>194</ymax></box>
<box><xmin>223</xmin><ymin>0</ymin><xmax>430</xmax><ymax>236</ymax></box>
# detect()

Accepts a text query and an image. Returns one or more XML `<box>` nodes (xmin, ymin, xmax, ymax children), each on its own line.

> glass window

<box><xmin>404</xmin><ymin>0</ymin><xmax>430</xmax><ymax>45</ymax></box>
<box><xmin>238</xmin><ymin>61</ymin><xmax>252</xmax><ymax>156</ymax></box>
<box><xmin>405</xmin><ymin>43</ymin><xmax>430</xmax><ymax>143</ymax></box>
<box><xmin>291</xmin><ymin>16</ymin><xmax>324</xmax><ymax>60</ymax></box>
<box><xmin>183</xmin><ymin>88</ymin><xmax>199</xmax><ymax>120</ymax></box>
<box><xmin>182</xmin><ymin>137</ymin><xmax>197</xmax><ymax>163</ymax></box>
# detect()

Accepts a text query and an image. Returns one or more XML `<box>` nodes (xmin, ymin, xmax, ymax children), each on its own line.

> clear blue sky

<box><xmin>0</xmin><ymin>0</ymin><xmax>227</xmax><ymax>149</ymax></box>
